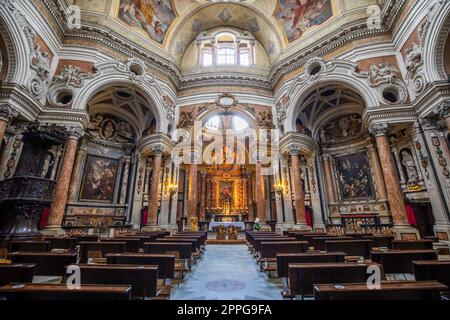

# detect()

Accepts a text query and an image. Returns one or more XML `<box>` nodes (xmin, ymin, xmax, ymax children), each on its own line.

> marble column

<box><xmin>147</xmin><ymin>146</ymin><xmax>163</xmax><ymax>226</ymax></box>
<box><xmin>246</xmin><ymin>172</ymin><xmax>254</xmax><ymax>221</ymax></box>
<box><xmin>199</xmin><ymin>171</ymin><xmax>207</xmax><ymax>220</ymax></box>
<box><xmin>46</xmin><ymin>129</ymin><xmax>83</xmax><ymax>231</ymax></box>
<box><xmin>322</xmin><ymin>154</ymin><xmax>336</xmax><ymax>204</ymax></box>
<box><xmin>68</xmin><ymin>147</ymin><xmax>87</xmax><ymax>202</ymax></box>
<box><xmin>255</xmin><ymin>159</ymin><xmax>266</xmax><ymax>222</ymax></box>
<box><xmin>290</xmin><ymin>148</ymin><xmax>307</xmax><ymax>226</ymax></box>
<box><xmin>0</xmin><ymin>105</ymin><xmax>19</xmax><ymax>143</ymax></box>
<box><xmin>371</xmin><ymin>124</ymin><xmax>409</xmax><ymax>226</ymax></box>
<box><xmin>187</xmin><ymin>163</ymin><xmax>198</xmax><ymax>219</ymax></box>
<box><xmin>119</xmin><ymin>157</ymin><xmax>132</xmax><ymax>205</ymax></box>
<box><xmin>368</xmin><ymin>143</ymin><xmax>387</xmax><ymax>200</ymax></box>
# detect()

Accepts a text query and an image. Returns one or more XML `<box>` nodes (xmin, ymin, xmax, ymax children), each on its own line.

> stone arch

<box><xmin>0</xmin><ymin>2</ymin><xmax>33</xmax><ymax>85</ymax></box>
<box><xmin>421</xmin><ymin>0</ymin><xmax>450</xmax><ymax>82</ymax></box>
<box><xmin>285</xmin><ymin>75</ymin><xmax>374</xmax><ymax>133</ymax></box>
<box><xmin>72</xmin><ymin>73</ymin><xmax>169</xmax><ymax>135</ymax></box>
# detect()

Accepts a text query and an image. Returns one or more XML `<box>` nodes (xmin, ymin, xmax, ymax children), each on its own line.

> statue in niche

<box><xmin>401</xmin><ymin>150</ymin><xmax>419</xmax><ymax>182</ymax></box>
<box><xmin>40</xmin><ymin>152</ymin><xmax>55</xmax><ymax>179</ymax></box>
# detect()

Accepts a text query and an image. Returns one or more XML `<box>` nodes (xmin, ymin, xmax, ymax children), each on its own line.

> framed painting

<box><xmin>79</xmin><ymin>155</ymin><xmax>119</xmax><ymax>203</ymax></box>
<box><xmin>334</xmin><ymin>151</ymin><xmax>376</xmax><ymax>202</ymax></box>
<box><xmin>118</xmin><ymin>0</ymin><xmax>177</xmax><ymax>44</ymax></box>
<box><xmin>274</xmin><ymin>0</ymin><xmax>334</xmax><ymax>43</ymax></box>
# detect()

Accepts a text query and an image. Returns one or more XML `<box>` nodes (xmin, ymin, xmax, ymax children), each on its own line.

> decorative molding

<box><xmin>370</xmin><ymin>123</ymin><xmax>389</xmax><ymax>137</ymax></box>
<box><xmin>0</xmin><ymin>104</ymin><xmax>20</xmax><ymax>122</ymax></box>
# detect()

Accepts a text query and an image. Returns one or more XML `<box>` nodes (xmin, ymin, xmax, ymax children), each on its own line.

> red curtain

<box><xmin>141</xmin><ymin>208</ymin><xmax>149</xmax><ymax>227</ymax></box>
<box><xmin>305</xmin><ymin>207</ymin><xmax>313</xmax><ymax>228</ymax></box>
<box><xmin>39</xmin><ymin>208</ymin><xmax>50</xmax><ymax>229</ymax></box>
<box><xmin>405</xmin><ymin>204</ymin><xmax>417</xmax><ymax>226</ymax></box>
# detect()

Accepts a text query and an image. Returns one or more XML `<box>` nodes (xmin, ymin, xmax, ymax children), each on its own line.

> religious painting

<box><xmin>80</xmin><ymin>155</ymin><xmax>119</xmax><ymax>203</ymax></box>
<box><xmin>274</xmin><ymin>0</ymin><xmax>333</xmax><ymax>43</ymax></box>
<box><xmin>334</xmin><ymin>151</ymin><xmax>375</xmax><ymax>202</ymax></box>
<box><xmin>118</xmin><ymin>0</ymin><xmax>177</xmax><ymax>44</ymax></box>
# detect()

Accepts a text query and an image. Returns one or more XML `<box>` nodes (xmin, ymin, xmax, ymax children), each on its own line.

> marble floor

<box><xmin>171</xmin><ymin>245</ymin><xmax>284</xmax><ymax>300</ymax></box>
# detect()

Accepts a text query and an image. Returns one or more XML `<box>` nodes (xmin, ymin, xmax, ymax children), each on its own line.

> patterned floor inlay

<box><xmin>171</xmin><ymin>245</ymin><xmax>283</xmax><ymax>300</ymax></box>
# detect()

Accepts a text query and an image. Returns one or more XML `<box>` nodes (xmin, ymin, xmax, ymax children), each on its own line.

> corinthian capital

<box><xmin>438</xmin><ymin>101</ymin><xmax>450</xmax><ymax>119</ymax></box>
<box><xmin>151</xmin><ymin>145</ymin><xmax>164</xmax><ymax>156</ymax></box>
<box><xmin>288</xmin><ymin>145</ymin><xmax>302</xmax><ymax>156</ymax></box>
<box><xmin>66</xmin><ymin>126</ymin><xmax>85</xmax><ymax>140</ymax></box>
<box><xmin>0</xmin><ymin>104</ymin><xmax>19</xmax><ymax>122</ymax></box>
<box><xmin>370</xmin><ymin>123</ymin><xmax>389</xmax><ymax>137</ymax></box>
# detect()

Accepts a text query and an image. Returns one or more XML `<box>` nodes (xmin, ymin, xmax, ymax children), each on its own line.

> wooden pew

<box><xmin>106</xmin><ymin>253</ymin><xmax>175</xmax><ymax>281</ymax></box>
<box><xmin>74</xmin><ymin>264</ymin><xmax>159</xmax><ymax>299</ymax></box>
<box><xmin>44</xmin><ymin>237</ymin><xmax>77</xmax><ymax>251</ymax></box>
<box><xmin>0</xmin><ymin>283</ymin><xmax>131</xmax><ymax>300</ymax></box>
<box><xmin>8</xmin><ymin>252</ymin><xmax>77</xmax><ymax>276</ymax></box>
<box><xmin>101</xmin><ymin>238</ymin><xmax>140</xmax><ymax>253</ymax></box>
<box><xmin>393</xmin><ymin>240</ymin><xmax>434</xmax><ymax>250</ymax></box>
<box><xmin>10</xmin><ymin>241</ymin><xmax>50</xmax><ymax>253</ymax></box>
<box><xmin>325</xmin><ymin>240</ymin><xmax>373</xmax><ymax>258</ymax></box>
<box><xmin>362</xmin><ymin>236</ymin><xmax>394</xmax><ymax>249</ymax></box>
<box><xmin>276</xmin><ymin>252</ymin><xmax>347</xmax><ymax>279</ymax></box>
<box><xmin>313</xmin><ymin>237</ymin><xmax>352</xmax><ymax>251</ymax></box>
<box><xmin>79</xmin><ymin>241</ymin><xmax>126</xmax><ymax>263</ymax></box>
<box><xmin>259</xmin><ymin>241</ymin><xmax>309</xmax><ymax>276</ymax></box>
<box><xmin>345</xmin><ymin>233</ymin><xmax>373</xmax><ymax>239</ymax></box>
<box><xmin>294</xmin><ymin>233</ymin><xmax>329</xmax><ymax>246</ymax></box>
<box><xmin>0</xmin><ymin>264</ymin><xmax>35</xmax><ymax>287</ymax></box>
<box><xmin>314</xmin><ymin>281</ymin><xmax>447</xmax><ymax>300</ymax></box>
<box><xmin>413</xmin><ymin>261</ymin><xmax>450</xmax><ymax>287</ymax></box>
<box><xmin>288</xmin><ymin>262</ymin><xmax>383</xmax><ymax>299</ymax></box>
<box><xmin>252</xmin><ymin>237</ymin><xmax>296</xmax><ymax>254</ymax></box>
<box><xmin>155</xmin><ymin>238</ymin><xmax>199</xmax><ymax>253</ymax></box>
<box><xmin>171</xmin><ymin>233</ymin><xmax>206</xmax><ymax>248</ymax></box>
<box><xmin>115</xmin><ymin>235</ymin><xmax>155</xmax><ymax>248</ymax></box>
<box><xmin>76</xmin><ymin>235</ymin><xmax>99</xmax><ymax>243</ymax></box>
<box><xmin>143</xmin><ymin>242</ymin><xmax>192</xmax><ymax>259</ymax></box>
<box><xmin>371</xmin><ymin>249</ymin><xmax>438</xmax><ymax>274</ymax></box>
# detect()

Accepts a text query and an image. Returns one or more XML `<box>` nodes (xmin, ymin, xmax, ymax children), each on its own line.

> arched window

<box><xmin>205</xmin><ymin>115</ymin><xmax>249</xmax><ymax>132</ymax></box>
<box><xmin>198</xmin><ymin>31</ymin><xmax>255</xmax><ymax>67</ymax></box>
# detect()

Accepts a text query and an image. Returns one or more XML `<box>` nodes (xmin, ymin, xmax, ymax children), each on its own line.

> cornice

<box><xmin>362</xmin><ymin>104</ymin><xmax>418</xmax><ymax>128</ymax></box>
<box><xmin>0</xmin><ymin>82</ymin><xmax>42</xmax><ymax>121</ymax></box>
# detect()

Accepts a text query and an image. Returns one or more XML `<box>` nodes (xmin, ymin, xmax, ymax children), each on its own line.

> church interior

<box><xmin>0</xmin><ymin>0</ymin><xmax>450</xmax><ymax>302</ymax></box>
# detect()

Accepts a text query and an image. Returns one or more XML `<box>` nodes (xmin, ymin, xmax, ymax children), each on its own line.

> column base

<box><xmin>433</xmin><ymin>223</ymin><xmax>450</xmax><ymax>244</ymax></box>
<box><xmin>392</xmin><ymin>224</ymin><xmax>420</xmax><ymax>240</ymax></box>
<box><xmin>41</xmin><ymin>226</ymin><xmax>66</xmax><ymax>236</ymax></box>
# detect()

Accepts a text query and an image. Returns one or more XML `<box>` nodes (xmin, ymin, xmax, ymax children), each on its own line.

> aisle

<box><xmin>171</xmin><ymin>245</ymin><xmax>283</xmax><ymax>300</ymax></box>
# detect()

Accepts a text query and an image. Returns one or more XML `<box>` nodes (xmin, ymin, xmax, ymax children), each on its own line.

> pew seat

<box><xmin>10</xmin><ymin>241</ymin><xmax>50</xmax><ymax>253</ymax></box>
<box><xmin>0</xmin><ymin>283</ymin><xmax>131</xmax><ymax>300</ymax></box>
<box><xmin>0</xmin><ymin>263</ymin><xmax>35</xmax><ymax>287</ymax></box>
<box><xmin>8</xmin><ymin>252</ymin><xmax>77</xmax><ymax>277</ymax></box>
<box><xmin>413</xmin><ymin>260</ymin><xmax>450</xmax><ymax>287</ymax></box>
<box><xmin>393</xmin><ymin>240</ymin><xmax>434</xmax><ymax>250</ymax></box>
<box><xmin>288</xmin><ymin>262</ymin><xmax>384</xmax><ymax>299</ymax></box>
<box><xmin>325</xmin><ymin>240</ymin><xmax>373</xmax><ymax>258</ymax></box>
<box><xmin>79</xmin><ymin>241</ymin><xmax>127</xmax><ymax>263</ymax></box>
<box><xmin>74</xmin><ymin>264</ymin><xmax>159</xmax><ymax>299</ymax></box>
<box><xmin>277</xmin><ymin>252</ymin><xmax>347</xmax><ymax>278</ymax></box>
<box><xmin>314</xmin><ymin>281</ymin><xmax>447</xmax><ymax>300</ymax></box>
<box><xmin>371</xmin><ymin>250</ymin><xmax>438</xmax><ymax>274</ymax></box>
<box><xmin>44</xmin><ymin>237</ymin><xmax>77</xmax><ymax>251</ymax></box>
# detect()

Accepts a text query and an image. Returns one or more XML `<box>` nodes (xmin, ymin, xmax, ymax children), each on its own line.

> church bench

<box><xmin>313</xmin><ymin>237</ymin><xmax>353</xmax><ymax>251</ymax></box>
<box><xmin>72</xmin><ymin>264</ymin><xmax>159</xmax><ymax>299</ymax></box>
<box><xmin>8</xmin><ymin>252</ymin><xmax>77</xmax><ymax>276</ymax></box>
<box><xmin>412</xmin><ymin>261</ymin><xmax>450</xmax><ymax>288</ymax></box>
<box><xmin>76</xmin><ymin>235</ymin><xmax>99</xmax><ymax>244</ymax></box>
<box><xmin>44</xmin><ymin>237</ymin><xmax>77</xmax><ymax>251</ymax></box>
<box><xmin>392</xmin><ymin>240</ymin><xmax>434</xmax><ymax>250</ymax></box>
<box><xmin>246</xmin><ymin>231</ymin><xmax>277</xmax><ymax>242</ymax></box>
<box><xmin>0</xmin><ymin>283</ymin><xmax>132</xmax><ymax>300</ymax></box>
<box><xmin>313</xmin><ymin>281</ymin><xmax>447</xmax><ymax>300</ymax></box>
<box><xmin>247</xmin><ymin>235</ymin><xmax>282</xmax><ymax>251</ymax></box>
<box><xmin>101</xmin><ymin>238</ymin><xmax>141</xmax><ymax>253</ymax></box>
<box><xmin>0</xmin><ymin>263</ymin><xmax>35</xmax><ymax>287</ymax></box>
<box><xmin>371</xmin><ymin>249</ymin><xmax>438</xmax><ymax>274</ymax></box>
<box><xmin>171</xmin><ymin>233</ymin><xmax>207</xmax><ymax>248</ymax></box>
<box><xmin>325</xmin><ymin>240</ymin><xmax>373</xmax><ymax>258</ymax></box>
<box><xmin>115</xmin><ymin>235</ymin><xmax>156</xmax><ymax>248</ymax></box>
<box><xmin>294</xmin><ymin>233</ymin><xmax>329</xmax><ymax>245</ymax></box>
<box><xmin>156</xmin><ymin>238</ymin><xmax>200</xmax><ymax>252</ymax></box>
<box><xmin>362</xmin><ymin>236</ymin><xmax>394</xmax><ymax>248</ymax></box>
<box><xmin>260</xmin><ymin>241</ymin><xmax>309</xmax><ymax>259</ymax></box>
<box><xmin>143</xmin><ymin>242</ymin><xmax>192</xmax><ymax>260</ymax></box>
<box><xmin>276</xmin><ymin>252</ymin><xmax>347</xmax><ymax>279</ymax></box>
<box><xmin>10</xmin><ymin>241</ymin><xmax>50</xmax><ymax>253</ymax></box>
<box><xmin>252</xmin><ymin>237</ymin><xmax>296</xmax><ymax>254</ymax></box>
<box><xmin>106</xmin><ymin>253</ymin><xmax>175</xmax><ymax>281</ymax></box>
<box><xmin>79</xmin><ymin>241</ymin><xmax>127</xmax><ymax>263</ymax></box>
<box><xmin>345</xmin><ymin>233</ymin><xmax>373</xmax><ymax>239</ymax></box>
<box><xmin>288</xmin><ymin>262</ymin><xmax>384</xmax><ymax>299</ymax></box>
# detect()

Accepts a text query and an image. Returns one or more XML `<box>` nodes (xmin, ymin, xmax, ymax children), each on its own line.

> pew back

<box><xmin>325</xmin><ymin>240</ymin><xmax>373</xmax><ymax>258</ymax></box>
<box><xmin>79</xmin><ymin>242</ymin><xmax>126</xmax><ymax>263</ymax></box>
<box><xmin>143</xmin><ymin>242</ymin><xmax>192</xmax><ymax>260</ymax></box>
<box><xmin>260</xmin><ymin>241</ymin><xmax>309</xmax><ymax>259</ymax></box>
<box><xmin>8</xmin><ymin>252</ymin><xmax>77</xmax><ymax>276</ymax></box>
<box><xmin>276</xmin><ymin>252</ymin><xmax>346</xmax><ymax>278</ymax></box>
<box><xmin>106</xmin><ymin>253</ymin><xmax>175</xmax><ymax>279</ymax></box>
<box><xmin>371</xmin><ymin>250</ymin><xmax>438</xmax><ymax>274</ymax></box>
<box><xmin>10</xmin><ymin>241</ymin><xmax>50</xmax><ymax>253</ymax></box>
<box><xmin>0</xmin><ymin>264</ymin><xmax>35</xmax><ymax>287</ymax></box>
<box><xmin>412</xmin><ymin>260</ymin><xmax>450</xmax><ymax>287</ymax></box>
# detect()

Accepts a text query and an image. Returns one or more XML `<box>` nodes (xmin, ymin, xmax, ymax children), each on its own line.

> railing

<box><xmin>0</xmin><ymin>176</ymin><xmax>56</xmax><ymax>202</ymax></box>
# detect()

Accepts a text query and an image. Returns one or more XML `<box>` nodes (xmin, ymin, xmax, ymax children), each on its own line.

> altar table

<box><xmin>208</xmin><ymin>222</ymin><xmax>246</xmax><ymax>231</ymax></box>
